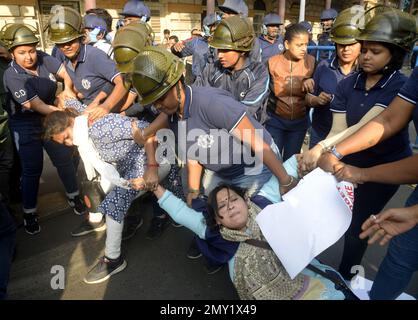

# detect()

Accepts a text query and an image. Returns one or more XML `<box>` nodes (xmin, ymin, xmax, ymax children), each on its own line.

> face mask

<box><xmin>140</xmin><ymin>16</ymin><xmax>148</xmax><ymax>23</ymax></box>
<box><xmin>87</xmin><ymin>28</ymin><xmax>101</xmax><ymax>43</ymax></box>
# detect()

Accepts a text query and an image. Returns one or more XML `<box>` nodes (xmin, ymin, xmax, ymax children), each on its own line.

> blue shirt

<box><xmin>168</xmin><ymin>85</ymin><xmax>273</xmax><ymax>178</ymax></box>
<box><xmin>397</xmin><ymin>67</ymin><xmax>418</xmax><ymax>108</ymax></box>
<box><xmin>3</xmin><ymin>51</ymin><xmax>62</xmax><ymax>123</ymax></box>
<box><xmin>258</xmin><ymin>35</ymin><xmax>284</xmax><ymax>63</ymax></box>
<box><xmin>64</xmin><ymin>44</ymin><xmax>120</xmax><ymax>105</ymax></box>
<box><xmin>311</xmin><ymin>57</ymin><xmax>357</xmax><ymax>139</ymax></box>
<box><xmin>330</xmin><ymin>70</ymin><xmax>411</xmax><ymax>167</ymax></box>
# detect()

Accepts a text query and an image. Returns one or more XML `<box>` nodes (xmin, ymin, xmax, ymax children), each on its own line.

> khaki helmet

<box><xmin>47</xmin><ymin>6</ymin><xmax>84</xmax><ymax>44</ymax></box>
<box><xmin>356</xmin><ymin>6</ymin><xmax>417</xmax><ymax>52</ymax></box>
<box><xmin>113</xmin><ymin>22</ymin><xmax>154</xmax><ymax>73</ymax></box>
<box><xmin>330</xmin><ymin>5</ymin><xmax>363</xmax><ymax>45</ymax></box>
<box><xmin>209</xmin><ymin>15</ymin><xmax>254</xmax><ymax>52</ymax></box>
<box><xmin>131</xmin><ymin>46</ymin><xmax>185</xmax><ymax>106</ymax></box>
<box><xmin>0</xmin><ymin>24</ymin><xmax>39</xmax><ymax>51</ymax></box>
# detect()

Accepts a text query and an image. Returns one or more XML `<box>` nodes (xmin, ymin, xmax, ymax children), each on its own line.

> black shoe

<box><xmin>186</xmin><ymin>240</ymin><xmax>202</xmax><ymax>259</ymax></box>
<box><xmin>146</xmin><ymin>215</ymin><xmax>170</xmax><ymax>240</ymax></box>
<box><xmin>68</xmin><ymin>195</ymin><xmax>87</xmax><ymax>215</ymax></box>
<box><xmin>84</xmin><ymin>256</ymin><xmax>127</xmax><ymax>284</ymax></box>
<box><xmin>71</xmin><ymin>216</ymin><xmax>106</xmax><ymax>237</ymax></box>
<box><xmin>205</xmin><ymin>263</ymin><xmax>223</xmax><ymax>275</ymax></box>
<box><xmin>122</xmin><ymin>216</ymin><xmax>144</xmax><ymax>241</ymax></box>
<box><xmin>23</xmin><ymin>213</ymin><xmax>41</xmax><ymax>235</ymax></box>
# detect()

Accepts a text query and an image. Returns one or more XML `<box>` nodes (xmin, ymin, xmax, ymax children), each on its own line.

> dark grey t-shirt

<box><xmin>168</xmin><ymin>85</ymin><xmax>272</xmax><ymax>178</ymax></box>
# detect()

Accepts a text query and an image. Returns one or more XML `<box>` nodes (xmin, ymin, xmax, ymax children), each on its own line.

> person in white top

<box><xmin>83</xmin><ymin>14</ymin><xmax>114</xmax><ymax>58</ymax></box>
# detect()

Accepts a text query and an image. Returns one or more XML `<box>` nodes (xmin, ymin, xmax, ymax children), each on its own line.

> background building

<box><xmin>0</xmin><ymin>0</ymin><xmax>414</xmax><ymax>51</ymax></box>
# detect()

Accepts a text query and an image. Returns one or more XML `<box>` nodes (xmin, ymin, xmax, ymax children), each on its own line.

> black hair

<box><xmin>43</xmin><ymin>108</ymin><xmax>79</xmax><ymax>140</ymax></box>
<box><xmin>206</xmin><ymin>184</ymin><xmax>247</xmax><ymax>230</ymax></box>
<box><xmin>169</xmin><ymin>35</ymin><xmax>179</xmax><ymax>43</ymax></box>
<box><xmin>284</xmin><ymin>23</ymin><xmax>309</xmax><ymax>43</ymax></box>
<box><xmin>85</xmin><ymin>8</ymin><xmax>113</xmax><ymax>32</ymax></box>
<box><xmin>163</xmin><ymin>29</ymin><xmax>170</xmax><ymax>34</ymax></box>
<box><xmin>381</xmin><ymin>42</ymin><xmax>407</xmax><ymax>72</ymax></box>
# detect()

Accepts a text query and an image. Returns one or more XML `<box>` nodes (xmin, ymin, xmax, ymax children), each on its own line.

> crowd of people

<box><xmin>0</xmin><ymin>0</ymin><xmax>417</xmax><ymax>300</ymax></box>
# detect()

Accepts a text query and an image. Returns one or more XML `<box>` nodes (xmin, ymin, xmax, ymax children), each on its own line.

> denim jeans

<box><xmin>265</xmin><ymin>113</ymin><xmax>308</xmax><ymax>161</ymax></box>
<box><xmin>369</xmin><ymin>186</ymin><xmax>418</xmax><ymax>300</ymax></box>
<box><xmin>10</xmin><ymin>121</ymin><xmax>79</xmax><ymax>211</ymax></box>
<box><xmin>338</xmin><ymin>182</ymin><xmax>399</xmax><ymax>280</ymax></box>
<box><xmin>309</xmin><ymin>127</ymin><xmax>326</xmax><ymax>149</ymax></box>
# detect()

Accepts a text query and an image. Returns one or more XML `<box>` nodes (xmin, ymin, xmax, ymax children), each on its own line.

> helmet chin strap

<box><xmin>176</xmin><ymin>82</ymin><xmax>182</xmax><ymax>116</ymax></box>
<box><xmin>229</xmin><ymin>53</ymin><xmax>244</xmax><ymax>71</ymax></box>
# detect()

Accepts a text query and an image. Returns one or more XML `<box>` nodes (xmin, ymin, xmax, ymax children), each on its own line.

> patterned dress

<box><xmin>66</xmin><ymin>99</ymin><xmax>185</xmax><ymax>222</ymax></box>
<box><xmin>88</xmin><ymin>113</ymin><xmax>148</xmax><ymax>223</ymax></box>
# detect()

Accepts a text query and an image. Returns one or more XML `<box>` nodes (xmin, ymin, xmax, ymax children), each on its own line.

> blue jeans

<box><xmin>309</xmin><ymin>127</ymin><xmax>325</xmax><ymax>149</ymax></box>
<box><xmin>10</xmin><ymin>122</ymin><xmax>79</xmax><ymax>211</ymax></box>
<box><xmin>265</xmin><ymin>113</ymin><xmax>308</xmax><ymax>161</ymax></box>
<box><xmin>369</xmin><ymin>186</ymin><xmax>418</xmax><ymax>300</ymax></box>
<box><xmin>338</xmin><ymin>182</ymin><xmax>399</xmax><ymax>280</ymax></box>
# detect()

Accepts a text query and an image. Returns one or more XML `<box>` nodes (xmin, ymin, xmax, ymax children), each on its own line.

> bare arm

<box><xmin>336</xmin><ymin>97</ymin><xmax>415</xmax><ymax>157</ymax></box>
<box><xmin>22</xmin><ymin>97</ymin><xmax>60</xmax><ymax>115</ymax></box>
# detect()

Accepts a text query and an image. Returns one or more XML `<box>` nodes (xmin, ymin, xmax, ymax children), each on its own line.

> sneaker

<box><xmin>23</xmin><ymin>213</ymin><xmax>41</xmax><ymax>235</ymax></box>
<box><xmin>68</xmin><ymin>195</ymin><xmax>87</xmax><ymax>215</ymax></box>
<box><xmin>146</xmin><ymin>215</ymin><xmax>170</xmax><ymax>240</ymax></box>
<box><xmin>122</xmin><ymin>216</ymin><xmax>144</xmax><ymax>241</ymax></box>
<box><xmin>205</xmin><ymin>263</ymin><xmax>223</xmax><ymax>275</ymax></box>
<box><xmin>71</xmin><ymin>216</ymin><xmax>106</xmax><ymax>237</ymax></box>
<box><xmin>84</xmin><ymin>256</ymin><xmax>127</xmax><ymax>284</ymax></box>
<box><xmin>186</xmin><ymin>240</ymin><xmax>202</xmax><ymax>259</ymax></box>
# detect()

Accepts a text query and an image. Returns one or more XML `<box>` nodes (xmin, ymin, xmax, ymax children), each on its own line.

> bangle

<box><xmin>281</xmin><ymin>176</ymin><xmax>294</xmax><ymax>188</ymax></box>
<box><xmin>330</xmin><ymin>145</ymin><xmax>343</xmax><ymax>160</ymax></box>
<box><xmin>188</xmin><ymin>188</ymin><xmax>200</xmax><ymax>194</ymax></box>
<box><xmin>147</xmin><ymin>163</ymin><xmax>159</xmax><ymax>167</ymax></box>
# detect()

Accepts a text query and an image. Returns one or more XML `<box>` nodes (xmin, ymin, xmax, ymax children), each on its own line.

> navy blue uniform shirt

<box><xmin>3</xmin><ymin>51</ymin><xmax>62</xmax><ymax>123</ymax></box>
<box><xmin>258</xmin><ymin>35</ymin><xmax>284</xmax><ymax>63</ymax></box>
<box><xmin>311</xmin><ymin>57</ymin><xmax>357</xmax><ymax>140</ymax></box>
<box><xmin>398</xmin><ymin>67</ymin><xmax>418</xmax><ymax>108</ymax></box>
<box><xmin>330</xmin><ymin>70</ymin><xmax>411</xmax><ymax>167</ymax></box>
<box><xmin>168</xmin><ymin>85</ymin><xmax>272</xmax><ymax>178</ymax></box>
<box><xmin>63</xmin><ymin>44</ymin><xmax>120</xmax><ymax>105</ymax></box>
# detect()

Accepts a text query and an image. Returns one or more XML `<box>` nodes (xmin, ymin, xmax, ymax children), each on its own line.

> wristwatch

<box><xmin>330</xmin><ymin>145</ymin><xmax>343</xmax><ymax>160</ymax></box>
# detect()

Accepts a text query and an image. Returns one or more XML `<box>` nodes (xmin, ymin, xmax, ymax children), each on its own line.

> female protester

<box><xmin>305</xmin><ymin>6</ymin><xmax>362</xmax><ymax>149</ymax></box>
<box><xmin>43</xmin><ymin>108</ymin><xmax>169</xmax><ymax>284</ymax></box>
<box><xmin>1</xmin><ymin>24</ymin><xmax>84</xmax><ymax>235</ymax></box>
<box><xmin>265</xmin><ymin>24</ymin><xmax>316</xmax><ymax>161</ymax></box>
<box><xmin>46</xmin><ymin>7</ymin><xmax>127</xmax><ymax>123</ymax></box>
<box><xmin>194</xmin><ymin>15</ymin><xmax>270</xmax><ymax>122</ymax></box>
<box><xmin>135</xmin><ymin>159</ymin><xmax>350</xmax><ymax>300</ymax></box>
<box><xmin>297</xmin><ymin>7</ymin><xmax>415</xmax><ymax>281</ymax></box>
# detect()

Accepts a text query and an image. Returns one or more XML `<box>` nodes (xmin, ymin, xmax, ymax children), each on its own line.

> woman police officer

<box><xmin>1</xmin><ymin>23</ymin><xmax>84</xmax><ymax>234</ymax></box>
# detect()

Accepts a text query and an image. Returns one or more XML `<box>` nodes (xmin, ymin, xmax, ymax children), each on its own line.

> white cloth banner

<box><xmin>256</xmin><ymin>168</ymin><xmax>354</xmax><ymax>279</ymax></box>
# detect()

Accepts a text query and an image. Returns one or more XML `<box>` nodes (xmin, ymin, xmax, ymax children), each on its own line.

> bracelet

<box><xmin>188</xmin><ymin>188</ymin><xmax>200</xmax><ymax>194</ymax></box>
<box><xmin>147</xmin><ymin>163</ymin><xmax>159</xmax><ymax>167</ymax></box>
<box><xmin>281</xmin><ymin>176</ymin><xmax>294</xmax><ymax>188</ymax></box>
<box><xmin>330</xmin><ymin>145</ymin><xmax>343</xmax><ymax>160</ymax></box>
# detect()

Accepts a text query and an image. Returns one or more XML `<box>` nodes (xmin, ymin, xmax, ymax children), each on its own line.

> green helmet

<box><xmin>356</xmin><ymin>6</ymin><xmax>417</xmax><ymax>52</ymax></box>
<box><xmin>330</xmin><ymin>5</ymin><xmax>363</xmax><ymax>45</ymax></box>
<box><xmin>209</xmin><ymin>15</ymin><xmax>254</xmax><ymax>52</ymax></box>
<box><xmin>47</xmin><ymin>6</ymin><xmax>84</xmax><ymax>44</ymax></box>
<box><xmin>0</xmin><ymin>24</ymin><xmax>39</xmax><ymax>51</ymax></box>
<box><xmin>131</xmin><ymin>46</ymin><xmax>185</xmax><ymax>106</ymax></box>
<box><xmin>113</xmin><ymin>22</ymin><xmax>154</xmax><ymax>73</ymax></box>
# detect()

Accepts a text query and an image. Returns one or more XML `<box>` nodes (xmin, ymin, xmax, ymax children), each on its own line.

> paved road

<box><xmin>6</xmin><ymin>126</ymin><xmax>418</xmax><ymax>300</ymax></box>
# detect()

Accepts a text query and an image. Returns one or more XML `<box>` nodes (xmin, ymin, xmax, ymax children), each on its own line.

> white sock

<box><xmin>88</xmin><ymin>212</ymin><xmax>104</xmax><ymax>223</ymax></box>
